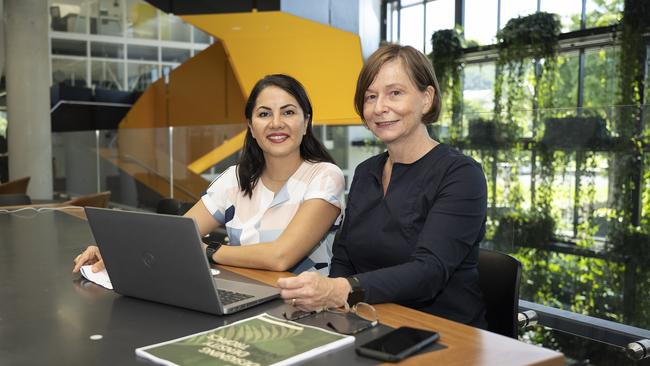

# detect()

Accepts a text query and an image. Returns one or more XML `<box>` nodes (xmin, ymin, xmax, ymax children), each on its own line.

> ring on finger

<box><xmin>291</xmin><ymin>298</ymin><xmax>296</xmax><ymax>307</ymax></box>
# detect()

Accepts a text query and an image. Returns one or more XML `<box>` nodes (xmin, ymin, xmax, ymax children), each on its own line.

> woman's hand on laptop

<box><xmin>72</xmin><ymin>245</ymin><xmax>105</xmax><ymax>273</ymax></box>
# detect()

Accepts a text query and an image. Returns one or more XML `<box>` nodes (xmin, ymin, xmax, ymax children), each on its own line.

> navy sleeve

<box><xmin>329</xmin><ymin>170</ymin><xmax>360</xmax><ymax>278</ymax></box>
<box><xmin>356</xmin><ymin>159</ymin><xmax>487</xmax><ymax>304</ymax></box>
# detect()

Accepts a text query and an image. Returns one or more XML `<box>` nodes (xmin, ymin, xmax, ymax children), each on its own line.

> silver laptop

<box><xmin>85</xmin><ymin>207</ymin><xmax>280</xmax><ymax>315</ymax></box>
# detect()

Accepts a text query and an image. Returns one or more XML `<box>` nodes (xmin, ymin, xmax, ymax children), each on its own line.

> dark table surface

<box><xmin>0</xmin><ymin>210</ymin><xmax>434</xmax><ymax>365</ymax></box>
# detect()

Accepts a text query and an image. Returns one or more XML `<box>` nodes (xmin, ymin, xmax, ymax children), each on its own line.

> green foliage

<box><xmin>610</xmin><ymin>0</ymin><xmax>649</xmax><ymax>238</ymax></box>
<box><xmin>429</xmin><ymin>29</ymin><xmax>464</xmax><ymax>140</ymax></box>
<box><xmin>494</xmin><ymin>12</ymin><xmax>561</xmax><ymax>125</ymax></box>
<box><xmin>496</xmin><ymin>12</ymin><xmax>561</xmax><ymax>65</ymax></box>
<box><xmin>570</xmin><ymin>0</ymin><xmax>622</xmax><ymax>28</ymax></box>
<box><xmin>494</xmin><ymin>210</ymin><xmax>555</xmax><ymax>248</ymax></box>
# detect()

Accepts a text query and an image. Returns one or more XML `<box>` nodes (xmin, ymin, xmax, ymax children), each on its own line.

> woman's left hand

<box><xmin>277</xmin><ymin>272</ymin><xmax>350</xmax><ymax>311</ymax></box>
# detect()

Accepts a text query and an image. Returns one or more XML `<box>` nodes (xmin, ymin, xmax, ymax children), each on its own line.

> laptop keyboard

<box><xmin>218</xmin><ymin>289</ymin><xmax>254</xmax><ymax>305</ymax></box>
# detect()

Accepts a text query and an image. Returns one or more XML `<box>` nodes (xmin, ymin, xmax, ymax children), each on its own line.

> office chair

<box><xmin>478</xmin><ymin>248</ymin><xmax>522</xmax><ymax>338</ymax></box>
<box><xmin>0</xmin><ymin>194</ymin><xmax>32</xmax><ymax>206</ymax></box>
<box><xmin>64</xmin><ymin>191</ymin><xmax>111</xmax><ymax>208</ymax></box>
<box><xmin>0</xmin><ymin>177</ymin><xmax>30</xmax><ymax>195</ymax></box>
<box><xmin>156</xmin><ymin>198</ymin><xmax>193</xmax><ymax>216</ymax></box>
<box><xmin>156</xmin><ymin>198</ymin><xmax>228</xmax><ymax>244</ymax></box>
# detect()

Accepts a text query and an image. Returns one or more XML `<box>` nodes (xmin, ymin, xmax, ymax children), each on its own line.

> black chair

<box><xmin>156</xmin><ymin>198</ymin><xmax>194</xmax><ymax>216</ymax></box>
<box><xmin>478</xmin><ymin>248</ymin><xmax>522</xmax><ymax>338</ymax></box>
<box><xmin>0</xmin><ymin>194</ymin><xmax>32</xmax><ymax>206</ymax></box>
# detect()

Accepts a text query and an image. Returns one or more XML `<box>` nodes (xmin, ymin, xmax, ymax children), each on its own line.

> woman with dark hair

<box><xmin>74</xmin><ymin>74</ymin><xmax>345</xmax><ymax>275</ymax></box>
<box><xmin>277</xmin><ymin>45</ymin><xmax>488</xmax><ymax>328</ymax></box>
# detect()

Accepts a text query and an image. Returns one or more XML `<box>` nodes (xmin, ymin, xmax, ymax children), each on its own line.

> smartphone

<box><xmin>355</xmin><ymin>326</ymin><xmax>440</xmax><ymax>363</ymax></box>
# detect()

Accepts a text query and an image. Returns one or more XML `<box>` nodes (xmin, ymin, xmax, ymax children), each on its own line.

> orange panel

<box><xmin>169</xmin><ymin>42</ymin><xmax>236</xmax><ymax>125</ymax></box>
<box><xmin>120</xmin><ymin>79</ymin><xmax>167</xmax><ymax>129</ymax></box>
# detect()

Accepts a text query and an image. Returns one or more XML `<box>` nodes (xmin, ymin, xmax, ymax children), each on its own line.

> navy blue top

<box><xmin>330</xmin><ymin>144</ymin><xmax>488</xmax><ymax>328</ymax></box>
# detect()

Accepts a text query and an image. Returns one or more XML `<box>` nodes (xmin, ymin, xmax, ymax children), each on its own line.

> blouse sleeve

<box><xmin>200</xmin><ymin>166</ymin><xmax>238</xmax><ymax>225</ymax></box>
<box><xmin>356</xmin><ymin>159</ymin><xmax>488</xmax><ymax>304</ymax></box>
<box><xmin>303</xmin><ymin>163</ymin><xmax>346</xmax><ymax>225</ymax></box>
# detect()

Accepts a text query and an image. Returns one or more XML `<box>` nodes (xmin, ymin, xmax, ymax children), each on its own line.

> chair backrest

<box><xmin>156</xmin><ymin>198</ymin><xmax>193</xmax><ymax>216</ymax></box>
<box><xmin>64</xmin><ymin>191</ymin><xmax>111</xmax><ymax>208</ymax></box>
<box><xmin>0</xmin><ymin>194</ymin><xmax>32</xmax><ymax>206</ymax></box>
<box><xmin>0</xmin><ymin>177</ymin><xmax>30</xmax><ymax>195</ymax></box>
<box><xmin>478</xmin><ymin>248</ymin><xmax>522</xmax><ymax>338</ymax></box>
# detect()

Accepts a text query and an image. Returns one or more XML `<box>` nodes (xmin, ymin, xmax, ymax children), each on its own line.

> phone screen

<box><xmin>358</xmin><ymin>326</ymin><xmax>439</xmax><ymax>357</ymax></box>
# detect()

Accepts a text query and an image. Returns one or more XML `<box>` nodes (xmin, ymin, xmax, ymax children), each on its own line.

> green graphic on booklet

<box><xmin>136</xmin><ymin>313</ymin><xmax>354</xmax><ymax>366</ymax></box>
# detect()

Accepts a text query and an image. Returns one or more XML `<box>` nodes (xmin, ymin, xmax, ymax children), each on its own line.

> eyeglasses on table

<box><xmin>283</xmin><ymin>302</ymin><xmax>379</xmax><ymax>335</ymax></box>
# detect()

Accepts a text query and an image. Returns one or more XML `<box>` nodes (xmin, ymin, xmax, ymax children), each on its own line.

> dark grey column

<box><xmin>4</xmin><ymin>0</ymin><xmax>52</xmax><ymax>199</ymax></box>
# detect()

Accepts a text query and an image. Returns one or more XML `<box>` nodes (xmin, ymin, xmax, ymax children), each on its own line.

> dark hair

<box><xmin>237</xmin><ymin>74</ymin><xmax>335</xmax><ymax>198</ymax></box>
<box><xmin>354</xmin><ymin>44</ymin><xmax>442</xmax><ymax>124</ymax></box>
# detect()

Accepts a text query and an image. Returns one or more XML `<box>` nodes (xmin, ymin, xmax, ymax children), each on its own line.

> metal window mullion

<box><xmin>497</xmin><ymin>0</ymin><xmax>501</xmax><ymax>32</ymax></box>
<box><xmin>169</xmin><ymin>126</ymin><xmax>174</xmax><ymax>199</ymax></box>
<box><xmin>86</xmin><ymin>39</ymin><xmax>91</xmax><ymax>88</ymax></box>
<box><xmin>397</xmin><ymin>0</ymin><xmax>402</xmax><ymax>43</ymax></box>
<box><xmin>381</xmin><ymin>0</ymin><xmax>387</xmax><ymax>42</ymax></box>
<box><xmin>122</xmin><ymin>0</ymin><xmax>127</xmax><ymax>91</ymax></box>
<box><xmin>580</xmin><ymin>0</ymin><xmax>587</xmax><ymax>30</ymax></box>
<box><xmin>455</xmin><ymin>0</ymin><xmax>464</xmax><ymax>29</ymax></box>
<box><xmin>96</xmin><ymin>130</ymin><xmax>101</xmax><ymax>193</ymax></box>
<box><xmin>423</xmin><ymin>1</ymin><xmax>427</xmax><ymax>52</ymax></box>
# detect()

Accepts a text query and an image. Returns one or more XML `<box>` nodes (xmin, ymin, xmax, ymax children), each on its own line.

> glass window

<box><xmin>127</xmin><ymin>45</ymin><xmax>158</xmax><ymax>61</ymax></box>
<box><xmin>161</xmin><ymin>48</ymin><xmax>191</xmax><ymax>63</ymax></box>
<box><xmin>92</xmin><ymin>60</ymin><xmax>124</xmax><ymax>90</ymax></box>
<box><xmin>424</xmin><ymin>0</ymin><xmax>455</xmax><ymax>54</ymax></box>
<box><xmin>52</xmin><ymin>58</ymin><xmax>88</xmax><ymax>87</ymax></box>
<box><xmin>51</xmin><ymin>39</ymin><xmax>86</xmax><ymax>57</ymax></box>
<box><xmin>499</xmin><ymin>0</ymin><xmax>537</xmax><ymax>29</ymax></box>
<box><xmin>126</xmin><ymin>0</ymin><xmax>157</xmax><ymax>39</ymax></box>
<box><xmin>582</xmin><ymin>47</ymin><xmax>619</xmax><ymax>110</ymax></box>
<box><xmin>550</xmin><ymin>52</ymin><xmax>580</xmax><ymax>109</ymax></box>
<box><xmin>50</xmin><ymin>0</ymin><xmax>88</xmax><ymax>33</ymax></box>
<box><xmin>540</xmin><ymin>0</ymin><xmax>583</xmax><ymax>32</ymax></box>
<box><xmin>160</xmin><ymin>13</ymin><xmax>191</xmax><ymax>43</ymax></box>
<box><xmin>464</xmin><ymin>0</ymin><xmax>498</xmax><ymax>45</ymax></box>
<box><xmin>463</xmin><ymin>62</ymin><xmax>496</xmax><ymax>117</ymax></box>
<box><xmin>401</xmin><ymin>0</ymin><xmax>423</xmax><ymax>6</ymax></box>
<box><xmin>193</xmin><ymin>26</ymin><xmax>211</xmax><ymax>44</ymax></box>
<box><xmin>90</xmin><ymin>42</ymin><xmax>124</xmax><ymax>59</ymax></box>
<box><xmin>399</xmin><ymin>3</ymin><xmax>425</xmax><ymax>51</ymax></box>
<box><xmin>90</xmin><ymin>0</ymin><xmax>123</xmax><ymax>36</ymax></box>
<box><xmin>128</xmin><ymin>63</ymin><xmax>159</xmax><ymax>92</ymax></box>
<box><xmin>584</xmin><ymin>0</ymin><xmax>623</xmax><ymax>29</ymax></box>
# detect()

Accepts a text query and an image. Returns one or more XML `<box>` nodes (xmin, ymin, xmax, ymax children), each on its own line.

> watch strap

<box><xmin>346</xmin><ymin>276</ymin><xmax>365</xmax><ymax>306</ymax></box>
<box><xmin>205</xmin><ymin>242</ymin><xmax>222</xmax><ymax>264</ymax></box>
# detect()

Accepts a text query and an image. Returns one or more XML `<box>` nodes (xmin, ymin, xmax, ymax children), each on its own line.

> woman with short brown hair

<box><xmin>278</xmin><ymin>44</ymin><xmax>488</xmax><ymax>328</ymax></box>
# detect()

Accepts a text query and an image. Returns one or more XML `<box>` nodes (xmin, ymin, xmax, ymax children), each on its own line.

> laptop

<box><xmin>85</xmin><ymin>207</ymin><xmax>280</xmax><ymax>315</ymax></box>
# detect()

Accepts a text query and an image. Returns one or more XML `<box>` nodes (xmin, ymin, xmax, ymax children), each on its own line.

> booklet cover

<box><xmin>135</xmin><ymin>313</ymin><xmax>354</xmax><ymax>366</ymax></box>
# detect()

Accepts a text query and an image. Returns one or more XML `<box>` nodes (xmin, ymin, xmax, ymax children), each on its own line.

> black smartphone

<box><xmin>355</xmin><ymin>326</ymin><xmax>440</xmax><ymax>363</ymax></box>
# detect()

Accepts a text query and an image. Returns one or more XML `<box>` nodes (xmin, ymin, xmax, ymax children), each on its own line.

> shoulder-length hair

<box><xmin>354</xmin><ymin>44</ymin><xmax>442</xmax><ymax>124</ymax></box>
<box><xmin>237</xmin><ymin>74</ymin><xmax>335</xmax><ymax>198</ymax></box>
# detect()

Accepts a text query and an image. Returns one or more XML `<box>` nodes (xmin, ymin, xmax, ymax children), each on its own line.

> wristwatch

<box><xmin>346</xmin><ymin>276</ymin><xmax>366</xmax><ymax>306</ymax></box>
<box><xmin>205</xmin><ymin>242</ymin><xmax>222</xmax><ymax>265</ymax></box>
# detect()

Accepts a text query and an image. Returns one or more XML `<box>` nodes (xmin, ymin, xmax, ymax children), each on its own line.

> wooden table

<box><xmin>223</xmin><ymin>266</ymin><xmax>564</xmax><ymax>366</ymax></box>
